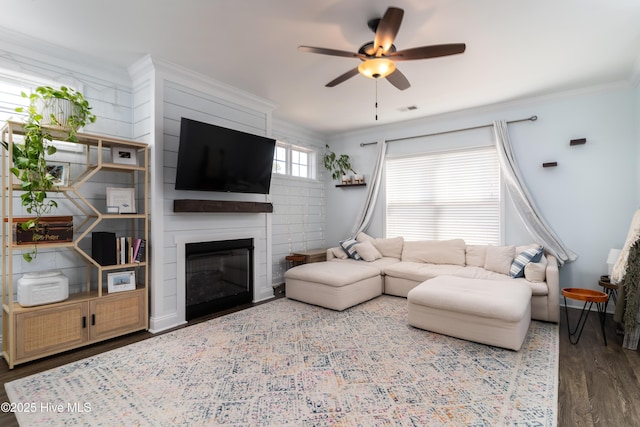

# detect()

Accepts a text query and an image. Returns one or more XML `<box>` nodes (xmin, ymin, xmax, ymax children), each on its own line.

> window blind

<box><xmin>385</xmin><ymin>146</ymin><xmax>500</xmax><ymax>245</ymax></box>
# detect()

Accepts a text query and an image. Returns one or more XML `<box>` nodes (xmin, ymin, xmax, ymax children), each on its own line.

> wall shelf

<box><xmin>335</xmin><ymin>183</ymin><xmax>366</xmax><ymax>188</ymax></box>
<box><xmin>174</xmin><ymin>199</ymin><xmax>273</xmax><ymax>213</ymax></box>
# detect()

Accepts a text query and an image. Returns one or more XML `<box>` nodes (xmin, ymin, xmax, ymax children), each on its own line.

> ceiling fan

<box><xmin>299</xmin><ymin>6</ymin><xmax>466</xmax><ymax>90</ymax></box>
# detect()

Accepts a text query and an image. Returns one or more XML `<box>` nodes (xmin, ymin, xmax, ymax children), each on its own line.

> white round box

<box><xmin>17</xmin><ymin>270</ymin><xmax>69</xmax><ymax>307</ymax></box>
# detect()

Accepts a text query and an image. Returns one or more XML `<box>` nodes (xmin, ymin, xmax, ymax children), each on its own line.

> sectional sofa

<box><xmin>285</xmin><ymin>233</ymin><xmax>559</xmax><ymax>323</ymax></box>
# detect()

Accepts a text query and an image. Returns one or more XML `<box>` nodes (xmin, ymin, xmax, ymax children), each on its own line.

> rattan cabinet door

<box><xmin>89</xmin><ymin>289</ymin><xmax>145</xmax><ymax>342</ymax></box>
<box><xmin>15</xmin><ymin>302</ymin><xmax>89</xmax><ymax>361</ymax></box>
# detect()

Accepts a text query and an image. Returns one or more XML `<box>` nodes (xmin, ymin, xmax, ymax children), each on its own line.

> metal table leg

<box><xmin>564</xmin><ymin>296</ymin><xmax>608</xmax><ymax>346</ymax></box>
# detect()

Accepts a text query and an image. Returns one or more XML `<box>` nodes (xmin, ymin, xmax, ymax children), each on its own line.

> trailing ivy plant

<box><xmin>1</xmin><ymin>86</ymin><xmax>96</xmax><ymax>261</ymax></box>
<box><xmin>322</xmin><ymin>144</ymin><xmax>356</xmax><ymax>181</ymax></box>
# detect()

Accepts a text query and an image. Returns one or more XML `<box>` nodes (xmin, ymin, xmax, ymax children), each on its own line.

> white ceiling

<box><xmin>2</xmin><ymin>0</ymin><xmax>640</xmax><ymax>135</ymax></box>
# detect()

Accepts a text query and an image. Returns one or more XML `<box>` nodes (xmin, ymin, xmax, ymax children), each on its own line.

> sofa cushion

<box><xmin>355</xmin><ymin>232</ymin><xmax>376</xmax><ymax>243</ymax></box>
<box><xmin>525</xmin><ymin>255</ymin><xmax>548</xmax><ymax>282</ymax></box>
<box><xmin>514</xmin><ymin>277</ymin><xmax>549</xmax><ymax>296</ymax></box>
<box><xmin>340</xmin><ymin>238</ymin><xmax>361</xmax><ymax>260</ymax></box>
<box><xmin>449</xmin><ymin>267</ymin><xmax>548</xmax><ymax>296</ymax></box>
<box><xmin>401</xmin><ymin>239</ymin><xmax>466</xmax><ymax>265</ymax></box>
<box><xmin>384</xmin><ymin>262</ymin><xmax>464</xmax><ymax>282</ymax></box>
<box><xmin>452</xmin><ymin>266</ymin><xmax>511</xmax><ymax>281</ymax></box>
<box><xmin>328</xmin><ymin>247</ymin><xmax>349</xmax><ymax>260</ymax></box>
<box><xmin>509</xmin><ymin>247</ymin><xmax>544</xmax><ymax>278</ymax></box>
<box><xmin>356</xmin><ymin>233</ymin><xmax>404</xmax><ymax>259</ymax></box>
<box><xmin>285</xmin><ymin>261</ymin><xmax>380</xmax><ymax>287</ymax></box>
<box><xmin>484</xmin><ymin>245</ymin><xmax>515</xmax><ymax>275</ymax></box>
<box><xmin>408</xmin><ymin>276</ymin><xmax>532</xmax><ymax>322</ymax></box>
<box><xmin>465</xmin><ymin>245</ymin><xmax>487</xmax><ymax>267</ymax></box>
<box><xmin>331</xmin><ymin>257</ymin><xmax>399</xmax><ymax>271</ymax></box>
<box><xmin>354</xmin><ymin>241</ymin><xmax>383</xmax><ymax>262</ymax></box>
<box><xmin>374</xmin><ymin>237</ymin><xmax>404</xmax><ymax>258</ymax></box>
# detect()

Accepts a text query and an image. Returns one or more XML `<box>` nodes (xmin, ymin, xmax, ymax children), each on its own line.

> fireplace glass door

<box><xmin>185</xmin><ymin>238</ymin><xmax>253</xmax><ymax>320</ymax></box>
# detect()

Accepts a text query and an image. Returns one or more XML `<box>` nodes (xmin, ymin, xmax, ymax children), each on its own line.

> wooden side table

<box><xmin>285</xmin><ymin>255</ymin><xmax>305</xmax><ymax>270</ymax></box>
<box><xmin>598</xmin><ymin>275</ymin><xmax>618</xmax><ymax>305</ymax></box>
<box><xmin>562</xmin><ymin>287</ymin><xmax>609</xmax><ymax>346</ymax></box>
<box><xmin>291</xmin><ymin>248</ymin><xmax>327</xmax><ymax>264</ymax></box>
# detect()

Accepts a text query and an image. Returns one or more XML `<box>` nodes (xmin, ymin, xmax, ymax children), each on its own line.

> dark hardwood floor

<box><xmin>1</xmin><ymin>294</ymin><xmax>638</xmax><ymax>426</ymax></box>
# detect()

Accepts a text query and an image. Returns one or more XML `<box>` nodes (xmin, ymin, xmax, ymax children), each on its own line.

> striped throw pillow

<box><xmin>340</xmin><ymin>238</ymin><xmax>362</xmax><ymax>260</ymax></box>
<box><xmin>510</xmin><ymin>247</ymin><xmax>544</xmax><ymax>278</ymax></box>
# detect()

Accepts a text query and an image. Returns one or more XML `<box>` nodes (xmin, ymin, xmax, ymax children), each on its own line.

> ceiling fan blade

<box><xmin>386</xmin><ymin>68</ymin><xmax>410</xmax><ymax>91</ymax></box>
<box><xmin>389</xmin><ymin>43</ymin><xmax>466</xmax><ymax>61</ymax></box>
<box><xmin>298</xmin><ymin>46</ymin><xmax>364</xmax><ymax>59</ymax></box>
<box><xmin>326</xmin><ymin>67</ymin><xmax>360</xmax><ymax>87</ymax></box>
<box><xmin>373</xmin><ymin>7</ymin><xmax>404</xmax><ymax>55</ymax></box>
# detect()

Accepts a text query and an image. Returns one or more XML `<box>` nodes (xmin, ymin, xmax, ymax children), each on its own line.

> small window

<box><xmin>273</xmin><ymin>145</ymin><xmax>287</xmax><ymax>175</ymax></box>
<box><xmin>273</xmin><ymin>142</ymin><xmax>316</xmax><ymax>179</ymax></box>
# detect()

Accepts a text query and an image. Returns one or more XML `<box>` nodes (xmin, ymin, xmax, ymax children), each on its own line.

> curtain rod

<box><xmin>360</xmin><ymin>115</ymin><xmax>538</xmax><ymax>147</ymax></box>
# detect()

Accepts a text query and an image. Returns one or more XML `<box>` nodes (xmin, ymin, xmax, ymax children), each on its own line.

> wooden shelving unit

<box><xmin>1</xmin><ymin>121</ymin><xmax>149</xmax><ymax>368</ymax></box>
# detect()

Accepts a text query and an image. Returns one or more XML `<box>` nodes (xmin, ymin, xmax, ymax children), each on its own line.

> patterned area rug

<box><xmin>6</xmin><ymin>296</ymin><xmax>558</xmax><ymax>426</ymax></box>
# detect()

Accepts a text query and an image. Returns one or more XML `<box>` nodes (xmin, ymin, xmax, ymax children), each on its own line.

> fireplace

<box><xmin>185</xmin><ymin>238</ymin><xmax>253</xmax><ymax>320</ymax></box>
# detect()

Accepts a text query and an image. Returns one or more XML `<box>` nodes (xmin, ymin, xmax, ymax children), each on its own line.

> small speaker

<box><xmin>92</xmin><ymin>231</ymin><xmax>117</xmax><ymax>265</ymax></box>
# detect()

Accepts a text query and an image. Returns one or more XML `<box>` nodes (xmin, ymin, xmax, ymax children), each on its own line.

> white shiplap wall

<box><xmin>131</xmin><ymin>57</ymin><xmax>280</xmax><ymax>332</ymax></box>
<box><xmin>271</xmin><ymin>119</ymin><xmax>327</xmax><ymax>284</ymax></box>
<box><xmin>161</xmin><ymin>78</ymin><xmax>273</xmax><ymax>303</ymax></box>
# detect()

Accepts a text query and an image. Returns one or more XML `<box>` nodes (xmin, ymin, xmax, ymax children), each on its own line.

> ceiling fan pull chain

<box><xmin>375</xmin><ymin>79</ymin><xmax>379</xmax><ymax>121</ymax></box>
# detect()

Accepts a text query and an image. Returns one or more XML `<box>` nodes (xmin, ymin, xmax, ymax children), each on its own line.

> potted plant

<box><xmin>322</xmin><ymin>144</ymin><xmax>356</xmax><ymax>184</ymax></box>
<box><xmin>1</xmin><ymin>85</ymin><xmax>96</xmax><ymax>261</ymax></box>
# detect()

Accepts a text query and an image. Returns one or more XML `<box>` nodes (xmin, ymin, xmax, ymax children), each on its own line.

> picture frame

<box><xmin>46</xmin><ymin>161</ymin><xmax>70</xmax><ymax>186</ymax></box>
<box><xmin>107</xmin><ymin>271</ymin><xmax>136</xmax><ymax>293</ymax></box>
<box><xmin>111</xmin><ymin>146</ymin><xmax>137</xmax><ymax>165</ymax></box>
<box><xmin>106</xmin><ymin>187</ymin><xmax>136</xmax><ymax>213</ymax></box>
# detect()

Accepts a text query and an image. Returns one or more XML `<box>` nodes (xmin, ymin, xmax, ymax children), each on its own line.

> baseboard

<box><xmin>149</xmin><ymin>313</ymin><xmax>187</xmax><ymax>334</ymax></box>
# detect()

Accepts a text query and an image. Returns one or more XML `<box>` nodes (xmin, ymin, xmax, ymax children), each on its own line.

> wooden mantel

<box><xmin>173</xmin><ymin>199</ymin><xmax>273</xmax><ymax>213</ymax></box>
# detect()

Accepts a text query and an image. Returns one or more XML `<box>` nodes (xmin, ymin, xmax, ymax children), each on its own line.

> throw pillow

<box><xmin>354</xmin><ymin>241</ymin><xmax>383</xmax><ymax>262</ymax></box>
<box><xmin>373</xmin><ymin>236</ymin><xmax>404</xmax><ymax>258</ymax></box>
<box><xmin>525</xmin><ymin>255</ymin><xmax>548</xmax><ymax>282</ymax></box>
<box><xmin>328</xmin><ymin>247</ymin><xmax>349</xmax><ymax>260</ymax></box>
<box><xmin>355</xmin><ymin>232</ymin><xmax>376</xmax><ymax>243</ymax></box>
<box><xmin>516</xmin><ymin>243</ymin><xmax>541</xmax><ymax>254</ymax></box>
<box><xmin>510</xmin><ymin>247</ymin><xmax>544</xmax><ymax>278</ymax></box>
<box><xmin>484</xmin><ymin>245</ymin><xmax>516</xmax><ymax>275</ymax></box>
<box><xmin>401</xmin><ymin>239</ymin><xmax>466</xmax><ymax>265</ymax></box>
<box><xmin>465</xmin><ymin>245</ymin><xmax>487</xmax><ymax>267</ymax></box>
<box><xmin>339</xmin><ymin>238</ymin><xmax>362</xmax><ymax>260</ymax></box>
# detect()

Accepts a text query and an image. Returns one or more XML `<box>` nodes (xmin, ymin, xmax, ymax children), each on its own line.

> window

<box><xmin>272</xmin><ymin>141</ymin><xmax>316</xmax><ymax>179</ymax></box>
<box><xmin>385</xmin><ymin>146</ymin><xmax>500</xmax><ymax>245</ymax></box>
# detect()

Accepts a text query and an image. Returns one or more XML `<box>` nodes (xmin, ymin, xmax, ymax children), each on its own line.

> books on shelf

<box><xmin>92</xmin><ymin>233</ymin><xmax>145</xmax><ymax>265</ymax></box>
<box><xmin>133</xmin><ymin>238</ymin><xmax>146</xmax><ymax>263</ymax></box>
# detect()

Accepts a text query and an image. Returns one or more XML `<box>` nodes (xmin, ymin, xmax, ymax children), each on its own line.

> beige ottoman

<box><xmin>284</xmin><ymin>261</ymin><xmax>382</xmax><ymax>311</ymax></box>
<box><xmin>407</xmin><ymin>275</ymin><xmax>532</xmax><ymax>351</ymax></box>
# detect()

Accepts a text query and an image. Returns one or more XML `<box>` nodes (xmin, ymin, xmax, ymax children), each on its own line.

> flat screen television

<box><xmin>175</xmin><ymin>118</ymin><xmax>275</xmax><ymax>194</ymax></box>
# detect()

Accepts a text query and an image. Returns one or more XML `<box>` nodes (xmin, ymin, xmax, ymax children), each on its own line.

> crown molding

<box><xmin>129</xmin><ymin>54</ymin><xmax>277</xmax><ymax>115</ymax></box>
<box><xmin>0</xmin><ymin>28</ymin><xmax>130</xmax><ymax>87</ymax></box>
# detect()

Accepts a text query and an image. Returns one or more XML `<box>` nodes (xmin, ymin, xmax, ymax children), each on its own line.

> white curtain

<box><xmin>352</xmin><ymin>140</ymin><xmax>388</xmax><ymax>236</ymax></box>
<box><xmin>493</xmin><ymin>120</ymin><xmax>578</xmax><ymax>265</ymax></box>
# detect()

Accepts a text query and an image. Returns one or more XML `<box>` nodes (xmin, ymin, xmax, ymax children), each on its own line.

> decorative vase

<box><xmin>38</xmin><ymin>98</ymin><xmax>80</xmax><ymax>129</ymax></box>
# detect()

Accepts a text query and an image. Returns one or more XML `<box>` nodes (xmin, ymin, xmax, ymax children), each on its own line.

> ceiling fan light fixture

<box><xmin>358</xmin><ymin>58</ymin><xmax>396</xmax><ymax>79</ymax></box>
